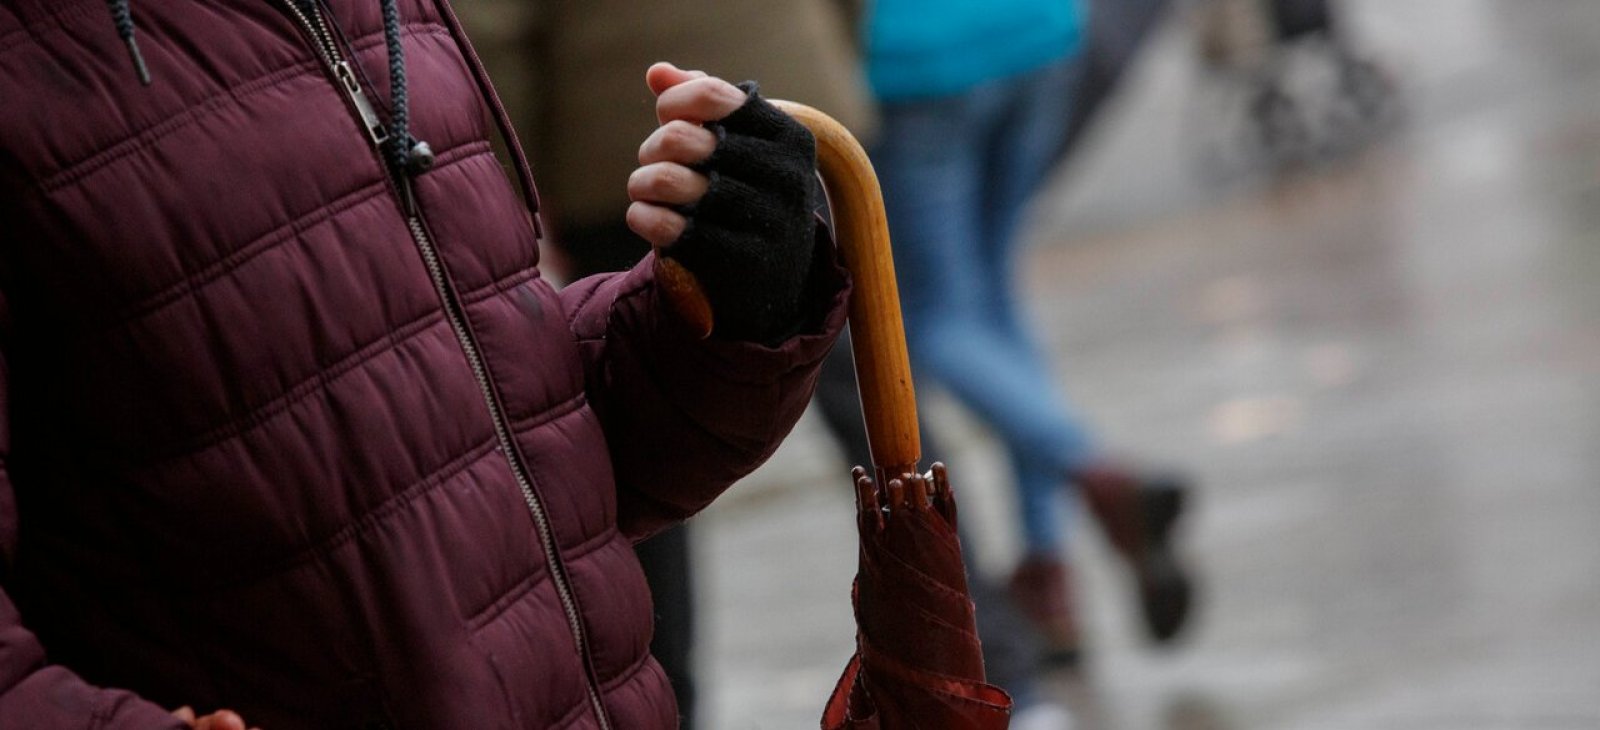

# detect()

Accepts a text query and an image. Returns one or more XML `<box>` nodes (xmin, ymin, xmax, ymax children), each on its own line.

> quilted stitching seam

<box><xmin>600</xmin><ymin>650</ymin><xmax>656</xmax><ymax>692</ymax></box>
<box><xmin>42</xmin><ymin>62</ymin><xmax>315</xmax><ymax>193</ymax></box>
<box><xmin>0</xmin><ymin>1</ymin><xmax>105</xmax><ymax>58</ymax></box>
<box><xmin>547</xmin><ymin>697</ymin><xmax>591</xmax><ymax>730</ymax></box>
<box><xmin>100</xmin><ymin>140</ymin><xmax>493</xmax><ymax>336</ymax></box>
<box><xmin>505</xmin><ymin>391</ymin><xmax>587</xmax><ymax>434</ymax></box>
<box><xmin>38</xmin><ymin>22</ymin><xmax>448</xmax><ymax>193</ymax></box>
<box><xmin>464</xmin><ymin>526</ymin><xmax>619</xmax><ymax>632</ymax></box>
<box><xmin>110</xmin><ymin>183</ymin><xmax>388</xmax><ymax>331</ymax></box>
<box><xmin>152</xmin><ymin>308</ymin><xmax>447</xmax><ymax>464</ymax></box>
<box><xmin>205</xmin><ymin>436</ymin><xmax>499</xmax><ymax>592</ymax></box>
<box><xmin>152</xmin><ymin>258</ymin><xmax>542</xmax><ymax>466</ymax></box>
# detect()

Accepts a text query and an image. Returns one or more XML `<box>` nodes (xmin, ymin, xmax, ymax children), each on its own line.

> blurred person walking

<box><xmin>862</xmin><ymin>0</ymin><xmax>1198</xmax><ymax>666</ymax></box>
<box><xmin>1195</xmin><ymin>0</ymin><xmax>1398</xmax><ymax>168</ymax></box>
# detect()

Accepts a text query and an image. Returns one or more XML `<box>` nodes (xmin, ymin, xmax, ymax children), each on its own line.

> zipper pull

<box><xmin>334</xmin><ymin>60</ymin><xmax>389</xmax><ymax>148</ymax></box>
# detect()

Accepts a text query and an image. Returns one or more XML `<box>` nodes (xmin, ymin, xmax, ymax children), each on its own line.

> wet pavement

<box><xmin>694</xmin><ymin>1</ymin><xmax>1600</xmax><ymax>727</ymax></box>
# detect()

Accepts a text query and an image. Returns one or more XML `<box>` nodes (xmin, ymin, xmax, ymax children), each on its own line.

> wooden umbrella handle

<box><xmin>654</xmin><ymin>100</ymin><xmax>922</xmax><ymax>478</ymax></box>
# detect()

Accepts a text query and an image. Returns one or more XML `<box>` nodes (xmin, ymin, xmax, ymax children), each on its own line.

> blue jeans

<box><xmin>871</xmin><ymin>59</ymin><xmax>1093</xmax><ymax>553</ymax></box>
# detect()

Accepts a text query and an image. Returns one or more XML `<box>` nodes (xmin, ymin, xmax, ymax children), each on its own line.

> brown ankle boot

<box><xmin>1076</xmin><ymin>466</ymin><xmax>1196</xmax><ymax>643</ymax></box>
<box><xmin>1006</xmin><ymin>553</ymin><xmax>1083</xmax><ymax>668</ymax></box>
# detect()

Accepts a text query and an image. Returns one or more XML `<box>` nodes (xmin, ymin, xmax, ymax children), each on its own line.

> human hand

<box><xmin>626</xmin><ymin>63</ymin><xmax>743</xmax><ymax>248</ymax></box>
<box><xmin>629</xmin><ymin>62</ymin><xmax>819</xmax><ymax>343</ymax></box>
<box><xmin>172</xmin><ymin>705</ymin><xmax>261</xmax><ymax>730</ymax></box>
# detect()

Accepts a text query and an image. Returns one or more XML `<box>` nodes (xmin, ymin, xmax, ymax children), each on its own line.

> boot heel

<box><xmin>1135</xmin><ymin>478</ymin><xmax>1194</xmax><ymax>643</ymax></box>
<box><xmin>1139</xmin><ymin>479</ymin><xmax>1188</xmax><ymax>542</ymax></box>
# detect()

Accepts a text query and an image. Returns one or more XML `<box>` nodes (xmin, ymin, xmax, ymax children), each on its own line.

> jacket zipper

<box><xmin>399</xmin><ymin>197</ymin><xmax>614</xmax><ymax>730</ymax></box>
<box><xmin>282</xmin><ymin>1</ymin><xmax>388</xmax><ymax>147</ymax></box>
<box><xmin>276</xmin><ymin>4</ymin><xmax>613</xmax><ymax>728</ymax></box>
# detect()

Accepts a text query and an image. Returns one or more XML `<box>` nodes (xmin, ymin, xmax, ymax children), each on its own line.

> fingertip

<box><xmin>646</xmin><ymin>62</ymin><xmax>703</xmax><ymax>96</ymax></box>
<box><xmin>653</xmin><ymin>76</ymin><xmax>750</xmax><ymax>125</ymax></box>
<box><xmin>716</xmin><ymin>77</ymin><xmax>748</xmax><ymax>105</ymax></box>
<box><xmin>625</xmin><ymin>201</ymin><xmax>686</xmax><ymax>248</ymax></box>
<box><xmin>215</xmin><ymin>710</ymin><xmax>247</xmax><ymax>730</ymax></box>
<box><xmin>625</xmin><ymin>199</ymin><xmax>648</xmax><ymax>228</ymax></box>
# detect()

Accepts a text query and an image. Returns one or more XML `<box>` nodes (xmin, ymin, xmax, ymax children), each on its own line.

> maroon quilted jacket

<box><xmin>0</xmin><ymin>0</ymin><xmax>846</xmax><ymax>727</ymax></box>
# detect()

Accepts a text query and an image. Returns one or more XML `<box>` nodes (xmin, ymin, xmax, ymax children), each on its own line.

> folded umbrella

<box><xmin>825</xmin><ymin>463</ymin><xmax>1012</xmax><ymax>729</ymax></box>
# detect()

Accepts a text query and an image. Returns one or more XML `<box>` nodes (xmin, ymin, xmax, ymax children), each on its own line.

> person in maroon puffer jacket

<box><xmin>0</xmin><ymin>1</ymin><xmax>845</xmax><ymax>728</ymax></box>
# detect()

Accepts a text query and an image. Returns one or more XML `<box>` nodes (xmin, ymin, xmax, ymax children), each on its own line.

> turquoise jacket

<box><xmin>865</xmin><ymin>0</ymin><xmax>1086</xmax><ymax>101</ymax></box>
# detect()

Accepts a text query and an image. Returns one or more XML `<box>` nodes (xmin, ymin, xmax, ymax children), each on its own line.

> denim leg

<box><xmin>979</xmin><ymin>62</ymin><xmax>1103</xmax><ymax>552</ymax></box>
<box><xmin>975</xmin><ymin>59</ymin><xmax>1096</xmax><ymax>456</ymax></box>
<box><xmin>873</xmin><ymin>86</ymin><xmax>1091</xmax><ymax>552</ymax></box>
<box><xmin>870</xmin><ymin>95</ymin><xmax>989</xmax><ymax>317</ymax></box>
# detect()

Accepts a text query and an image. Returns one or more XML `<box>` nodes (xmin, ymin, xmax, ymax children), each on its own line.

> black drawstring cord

<box><xmin>379</xmin><ymin>0</ymin><xmax>433</xmax><ymax>175</ymax></box>
<box><xmin>107</xmin><ymin>0</ymin><xmax>152</xmax><ymax>86</ymax></box>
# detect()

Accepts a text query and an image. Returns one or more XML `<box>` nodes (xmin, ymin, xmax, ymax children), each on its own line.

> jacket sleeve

<box><xmin>0</xmin><ymin>292</ymin><xmax>185</xmax><ymax>729</ymax></box>
<box><xmin>561</xmin><ymin>231</ymin><xmax>850</xmax><ymax>541</ymax></box>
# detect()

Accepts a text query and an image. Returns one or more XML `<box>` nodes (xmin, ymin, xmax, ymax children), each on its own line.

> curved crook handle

<box><xmin>654</xmin><ymin>100</ymin><xmax>922</xmax><ymax>477</ymax></box>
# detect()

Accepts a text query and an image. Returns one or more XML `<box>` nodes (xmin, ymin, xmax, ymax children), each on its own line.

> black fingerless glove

<box><xmin>664</xmin><ymin>82</ymin><xmax>819</xmax><ymax>344</ymax></box>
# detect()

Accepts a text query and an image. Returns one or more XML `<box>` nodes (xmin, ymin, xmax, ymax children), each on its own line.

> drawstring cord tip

<box><xmin>108</xmin><ymin>0</ymin><xmax>151</xmax><ymax>86</ymax></box>
<box><xmin>124</xmin><ymin>36</ymin><xmax>152</xmax><ymax>86</ymax></box>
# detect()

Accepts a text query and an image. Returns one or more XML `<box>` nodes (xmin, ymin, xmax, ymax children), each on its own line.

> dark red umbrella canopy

<box><xmin>822</xmin><ymin>465</ymin><xmax>1011</xmax><ymax>729</ymax></box>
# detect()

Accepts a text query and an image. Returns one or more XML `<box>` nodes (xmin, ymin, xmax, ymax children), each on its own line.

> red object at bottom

<box><xmin>821</xmin><ymin>465</ymin><xmax>1013</xmax><ymax>729</ymax></box>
